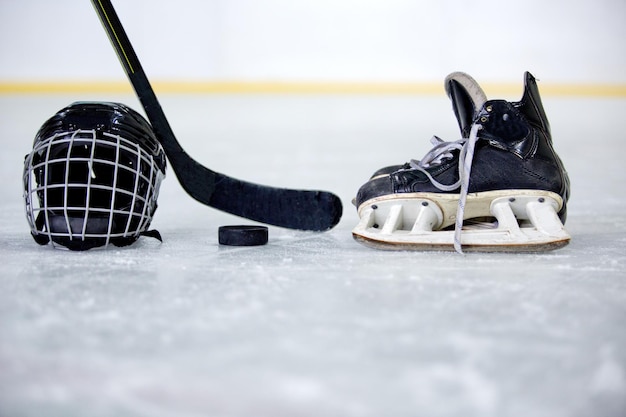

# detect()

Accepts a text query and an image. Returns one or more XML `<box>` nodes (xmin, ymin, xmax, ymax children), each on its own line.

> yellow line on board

<box><xmin>0</xmin><ymin>81</ymin><xmax>133</xmax><ymax>95</ymax></box>
<box><xmin>1</xmin><ymin>81</ymin><xmax>625</xmax><ymax>97</ymax></box>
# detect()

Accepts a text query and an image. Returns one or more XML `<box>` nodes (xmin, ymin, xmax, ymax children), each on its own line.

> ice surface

<box><xmin>1</xmin><ymin>94</ymin><xmax>625</xmax><ymax>417</ymax></box>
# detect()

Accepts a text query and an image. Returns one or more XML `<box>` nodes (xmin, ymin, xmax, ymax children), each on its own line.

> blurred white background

<box><xmin>1</xmin><ymin>0</ymin><xmax>625</xmax><ymax>84</ymax></box>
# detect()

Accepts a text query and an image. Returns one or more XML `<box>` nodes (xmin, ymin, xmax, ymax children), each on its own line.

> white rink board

<box><xmin>0</xmin><ymin>93</ymin><xmax>625</xmax><ymax>417</ymax></box>
<box><xmin>1</xmin><ymin>0</ymin><xmax>625</xmax><ymax>84</ymax></box>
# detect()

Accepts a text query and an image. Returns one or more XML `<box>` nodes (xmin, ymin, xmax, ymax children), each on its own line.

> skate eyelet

<box><xmin>486</xmin><ymin>105</ymin><xmax>493</xmax><ymax>112</ymax></box>
<box><xmin>480</xmin><ymin>116</ymin><xmax>488</xmax><ymax>123</ymax></box>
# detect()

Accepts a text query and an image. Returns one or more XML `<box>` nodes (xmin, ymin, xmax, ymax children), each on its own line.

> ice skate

<box><xmin>353</xmin><ymin>72</ymin><xmax>571</xmax><ymax>253</ymax></box>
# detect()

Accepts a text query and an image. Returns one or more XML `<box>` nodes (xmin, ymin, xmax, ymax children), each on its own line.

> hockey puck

<box><xmin>218</xmin><ymin>225</ymin><xmax>269</xmax><ymax>246</ymax></box>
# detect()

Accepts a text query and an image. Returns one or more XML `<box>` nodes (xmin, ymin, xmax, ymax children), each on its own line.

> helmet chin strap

<box><xmin>31</xmin><ymin>211</ymin><xmax>50</xmax><ymax>246</ymax></box>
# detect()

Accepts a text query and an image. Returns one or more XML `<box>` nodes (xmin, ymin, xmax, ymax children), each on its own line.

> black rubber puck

<box><xmin>218</xmin><ymin>225</ymin><xmax>269</xmax><ymax>246</ymax></box>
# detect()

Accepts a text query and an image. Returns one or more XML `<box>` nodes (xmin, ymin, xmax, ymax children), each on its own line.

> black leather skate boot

<box><xmin>353</xmin><ymin>72</ymin><xmax>570</xmax><ymax>253</ymax></box>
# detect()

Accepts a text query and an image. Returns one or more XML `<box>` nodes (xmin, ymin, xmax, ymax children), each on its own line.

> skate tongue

<box><xmin>444</xmin><ymin>72</ymin><xmax>488</xmax><ymax>136</ymax></box>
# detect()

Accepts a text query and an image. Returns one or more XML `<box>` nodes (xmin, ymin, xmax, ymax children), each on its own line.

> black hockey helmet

<box><xmin>23</xmin><ymin>102</ymin><xmax>166</xmax><ymax>250</ymax></box>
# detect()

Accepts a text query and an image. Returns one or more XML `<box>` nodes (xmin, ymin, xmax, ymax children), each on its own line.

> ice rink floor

<box><xmin>1</xmin><ymin>90</ymin><xmax>625</xmax><ymax>417</ymax></box>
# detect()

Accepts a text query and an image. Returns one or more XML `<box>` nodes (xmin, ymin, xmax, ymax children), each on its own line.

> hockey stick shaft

<box><xmin>90</xmin><ymin>0</ymin><xmax>342</xmax><ymax>230</ymax></box>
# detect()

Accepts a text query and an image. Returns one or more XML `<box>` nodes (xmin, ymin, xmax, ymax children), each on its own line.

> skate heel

<box><xmin>490</xmin><ymin>195</ymin><xmax>570</xmax><ymax>244</ymax></box>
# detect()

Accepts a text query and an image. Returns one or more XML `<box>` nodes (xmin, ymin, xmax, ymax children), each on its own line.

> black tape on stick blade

<box><xmin>218</xmin><ymin>226</ymin><xmax>269</xmax><ymax>246</ymax></box>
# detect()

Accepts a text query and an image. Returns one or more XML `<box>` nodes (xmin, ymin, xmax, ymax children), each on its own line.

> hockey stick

<box><xmin>90</xmin><ymin>0</ymin><xmax>342</xmax><ymax>231</ymax></box>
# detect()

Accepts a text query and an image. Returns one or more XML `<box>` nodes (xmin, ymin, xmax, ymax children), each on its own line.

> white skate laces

<box><xmin>408</xmin><ymin>123</ymin><xmax>483</xmax><ymax>254</ymax></box>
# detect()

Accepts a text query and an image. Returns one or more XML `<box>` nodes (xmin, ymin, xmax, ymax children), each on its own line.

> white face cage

<box><xmin>23</xmin><ymin>129</ymin><xmax>165</xmax><ymax>250</ymax></box>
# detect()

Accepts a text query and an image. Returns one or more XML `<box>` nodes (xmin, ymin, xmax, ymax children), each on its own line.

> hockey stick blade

<box><xmin>90</xmin><ymin>0</ymin><xmax>342</xmax><ymax>231</ymax></box>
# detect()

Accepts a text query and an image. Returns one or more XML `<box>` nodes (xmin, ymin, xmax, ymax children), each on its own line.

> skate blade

<box><xmin>352</xmin><ymin>190</ymin><xmax>570</xmax><ymax>253</ymax></box>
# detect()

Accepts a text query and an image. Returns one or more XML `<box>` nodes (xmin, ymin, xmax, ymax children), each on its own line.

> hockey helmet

<box><xmin>23</xmin><ymin>102</ymin><xmax>166</xmax><ymax>250</ymax></box>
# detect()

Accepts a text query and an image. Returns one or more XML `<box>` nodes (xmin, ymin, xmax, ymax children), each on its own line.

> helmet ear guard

<box><xmin>23</xmin><ymin>102</ymin><xmax>166</xmax><ymax>250</ymax></box>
